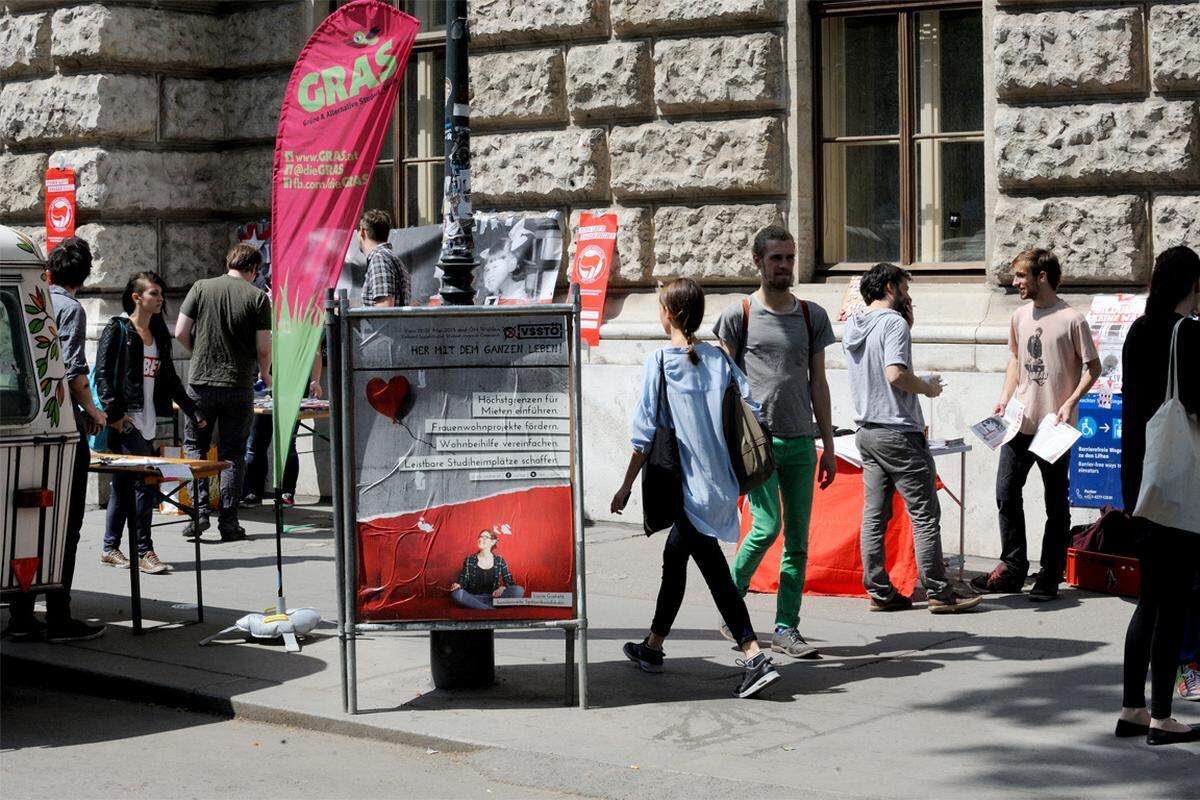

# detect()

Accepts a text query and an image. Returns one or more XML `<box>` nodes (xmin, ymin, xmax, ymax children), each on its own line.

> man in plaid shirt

<box><xmin>358</xmin><ymin>208</ymin><xmax>409</xmax><ymax>307</ymax></box>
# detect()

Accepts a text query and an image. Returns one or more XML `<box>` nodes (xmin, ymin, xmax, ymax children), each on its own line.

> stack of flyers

<box><xmin>1028</xmin><ymin>413</ymin><xmax>1082</xmax><ymax>464</ymax></box>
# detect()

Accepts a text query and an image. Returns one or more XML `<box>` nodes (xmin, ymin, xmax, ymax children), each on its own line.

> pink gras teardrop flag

<box><xmin>270</xmin><ymin>0</ymin><xmax>419</xmax><ymax>477</ymax></box>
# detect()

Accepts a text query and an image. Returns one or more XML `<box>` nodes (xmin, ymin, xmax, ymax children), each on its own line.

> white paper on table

<box><xmin>156</xmin><ymin>463</ymin><xmax>193</xmax><ymax>483</ymax></box>
<box><xmin>969</xmin><ymin>398</ymin><xmax>1024</xmax><ymax>449</ymax></box>
<box><xmin>818</xmin><ymin>433</ymin><xmax>862</xmax><ymax>468</ymax></box>
<box><xmin>1027</xmin><ymin>413</ymin><xmax>1082</xmax><ymax>464</ymax></box>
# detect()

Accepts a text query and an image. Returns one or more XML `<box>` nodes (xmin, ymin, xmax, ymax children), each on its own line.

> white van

<box><xmin>0</xmin><ymin>225</ymin><xmax>79</xmax><ymax>598</ymax></box>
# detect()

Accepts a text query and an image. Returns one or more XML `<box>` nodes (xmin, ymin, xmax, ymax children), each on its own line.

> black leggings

<box><xmin>1122</xmin><ymin>522</ymin><xmax>1200</xmax><ymax>719</ymax></box>
<box><xmin>650</xmin><ymin>515</ymin><xmax>757</xmax><ymax>647</ymax></box>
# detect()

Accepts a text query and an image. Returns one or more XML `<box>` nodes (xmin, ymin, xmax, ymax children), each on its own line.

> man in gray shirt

<box><xmin>713</xmin><ymin>225</ymin><xmax>837</xmax><ymax>658</ymax></box>
<box><xmin>842</xmin><ymin>263</ymin><xmax>980</xmax><ymax>614</ymax></box>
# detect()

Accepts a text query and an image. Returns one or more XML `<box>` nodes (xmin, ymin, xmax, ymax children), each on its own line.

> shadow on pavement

<box><xmin>1</xmin><ymin>679</ymin><xmax>225</xmax><ymax>752</ymax></box>
<box><xmin>167</xmin><ymin>554</ymin><xmax>335</xmax><ymax>572</ymax></box>
<box><xmin>914</xmin><ymin>661</ymin><xmax>1200</xmax><ymax>797</ymax></box>
<box><xmin>379</xmin><ymin>630</ymin><xmax>1108</xmax><ymax>713</ymax></box>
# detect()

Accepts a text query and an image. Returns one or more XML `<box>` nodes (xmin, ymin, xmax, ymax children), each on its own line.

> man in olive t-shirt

<box><xmin>175</xmin><ymin>244</ymin><xmax>272</xmax><ymax>541</ymax></box>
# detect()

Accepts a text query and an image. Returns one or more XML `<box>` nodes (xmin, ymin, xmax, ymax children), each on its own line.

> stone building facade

<box><xmin>0</xmin><ymin>1</ymin><xmax>314</xmax><ymax>288</ymax></box>
<box><xmin>2</xmin><ymin>0</ymin><xmax>1198</xmax><ymax>555</ymax></box>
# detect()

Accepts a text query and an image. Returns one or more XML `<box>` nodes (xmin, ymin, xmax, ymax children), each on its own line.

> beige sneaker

<box><xmin>138</xmin><ymin>552</ymin><xmax>170</xmax><ymax>574</ymax></box>
<box><xmin>928</xmin><ymin>592</ymin><xmax>983</xmax><ymax>614</ymax></box>
<box><xmin>100</xmin><ymin>549</ymin><xmax>130</xmax><ymax>568</ymax></box>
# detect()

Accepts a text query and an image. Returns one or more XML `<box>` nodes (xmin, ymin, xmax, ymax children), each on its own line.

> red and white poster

<box><xmin>836</xmin><ymin>276</ymin><xmax>866</xmax><ymax>322</ymax></box>
<box><xmin>1085</xmin><ymin>293</ymin><xmax>1146</xmax><ymax>396</ymax></box>
<box><xmin>44</xmin><ymin>168</ymin><xmax>76</xmax><ymax>252</ymax></box>
<box><xmin>570</xmin><ymin>213</ymin><xmax>617</xmax><ymax>346</ymax></box>
<box><xmin>351</xmin><ymin>312</ymin><xmax>577</xmax><ymax>622</ymax></box>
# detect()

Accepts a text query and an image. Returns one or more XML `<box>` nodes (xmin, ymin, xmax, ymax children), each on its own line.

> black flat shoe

<box><xmin>1114</xmin><ymin>718</ymin><xmax>1150</xmax><ymax>738</ymax></box>
<box><xmin>1147</xmin><ymin>724</ymin><xmax>1200</xmax><ymax>746</ymax></box>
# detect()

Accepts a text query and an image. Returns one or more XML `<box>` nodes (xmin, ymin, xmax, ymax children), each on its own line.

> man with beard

<box><xmin>843</xmin><ymin>263</ymin><xmax>981</xmax><ymax>614</ymax></box>
<box><xmin>971</xmin><ymin>249</ymin><xmax>1099</xmax><ymax>601</ymax></box>
<box><xmin>714</xmin><ymin>225</ymin><xmax>837</xmax><ymax>658</ymax></box>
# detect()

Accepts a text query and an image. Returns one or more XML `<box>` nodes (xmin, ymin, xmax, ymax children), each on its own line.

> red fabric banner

<box><xmin>739</xmin><ymin>459</ymin><xmax>920</xmax><ymax>598</ymax></box>
<box><xmin>270</xmin><ymin>0</ymin><xmax>419</xmax><ymax>475</ymax></box>
<box><xmin>570</xmin><ymin>213</ymin><xmax>617</xmax><ymax>346</ymax></box>
<box><xmin>44</xmin><ymin>168</ymin><xmax>75</xmax><ymax>252</ymax></box>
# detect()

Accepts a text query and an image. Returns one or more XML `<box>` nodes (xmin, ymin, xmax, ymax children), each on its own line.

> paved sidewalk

<box><xmin>3</xmin><ymin>502</ymin><xmax>1197</xmax><ymax>799</ymax></box>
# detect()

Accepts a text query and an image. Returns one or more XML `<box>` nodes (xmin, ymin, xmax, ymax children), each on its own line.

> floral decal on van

<box><xmin>24</xmin><ymin>285</ymin><xmax>65</xmax><ymax>427</ymax></box>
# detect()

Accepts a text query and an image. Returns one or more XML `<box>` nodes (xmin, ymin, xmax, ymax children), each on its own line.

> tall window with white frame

<box><xmin>341</xmin><ymin>1</ymin><xmax>447</xmax><ymax>228</ymax></box>
<box><xmin>816</xmin><ymin>3</ymin><xmax>984</xmax><ymax>272</ymax></box>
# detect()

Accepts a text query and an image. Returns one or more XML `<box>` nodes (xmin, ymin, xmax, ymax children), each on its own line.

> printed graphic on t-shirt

<box><xmin>143</xmin><ymin>355</ymin><xmax>161</xmax><ymax>378</ymax></box>
<box><xmin>1024</xmin><ymin>326</ymin><xmax>1046</xmax><ymax>385</ymax></box>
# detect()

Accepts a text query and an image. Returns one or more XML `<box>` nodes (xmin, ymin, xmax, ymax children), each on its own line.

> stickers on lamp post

<box><xmin>44</xmin><ymin>168</ymin><xmax>76</xmax><ymax>252</ymax></box>
<box><xmin>570</xmin><ymin>213</ymin><xmax>617</xmax><ymax>347</ymax></box>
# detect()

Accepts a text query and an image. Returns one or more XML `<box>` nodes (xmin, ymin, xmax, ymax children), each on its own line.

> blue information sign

<box><xmin>1069</xmin><ymin>393</ymin><xmax>1123</xmax><ymax>508</ymax></box>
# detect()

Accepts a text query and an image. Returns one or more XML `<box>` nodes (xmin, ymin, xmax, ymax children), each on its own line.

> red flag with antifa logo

<box><xmin>270</xmin><ymin>1</ymin><xmax>419</xmax><ymax>477</ymax></box>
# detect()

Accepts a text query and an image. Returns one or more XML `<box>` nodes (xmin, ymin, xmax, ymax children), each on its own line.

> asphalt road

<box><xmin>0</xmin><ymin>680</ymin><xmax>586</xmax><ymax>800</ymax></box>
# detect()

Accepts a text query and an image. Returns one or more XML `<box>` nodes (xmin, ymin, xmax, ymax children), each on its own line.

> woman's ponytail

<box><xmin>659</xmin><ymin>278</ymin><xmax>705</xmax><ymax>366</ymax></box>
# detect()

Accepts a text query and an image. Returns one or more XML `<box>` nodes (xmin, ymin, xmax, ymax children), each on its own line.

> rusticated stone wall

<box><xmin>989</xmin><ymin>1</ymin><xmax>1200</xmax><ymax>285</ymax></box>
<box><xmin>0</xmin><ymin>1</ymin><xmax>311</xmax><ymax>291</ymax></box>
<box><xmin>468</xmin><ymin>0</ymin><xmax>796</xmax><ymax>286</ymax></box>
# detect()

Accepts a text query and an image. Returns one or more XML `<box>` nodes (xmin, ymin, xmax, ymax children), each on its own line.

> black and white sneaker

<box><xmin>735</xmin><ymin>652</ymin><xmax>781</xmax><ymax>699</ymax></box>
<box><xmin>623</xmin><ymin>638</ymin><xmax>664</xmax><ymax>673</ymax></box>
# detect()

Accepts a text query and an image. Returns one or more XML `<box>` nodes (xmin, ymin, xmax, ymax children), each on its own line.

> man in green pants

<box><xmin>713</xmin><ymin>225</ymin><xmax>838</xmax><ymax>659</ymax></box>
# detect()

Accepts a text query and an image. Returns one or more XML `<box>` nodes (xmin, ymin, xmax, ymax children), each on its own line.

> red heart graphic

<box><xmin>366</xmin><ymin>376</ymin><xmax>410</xmax><ymax>421</ymax></box>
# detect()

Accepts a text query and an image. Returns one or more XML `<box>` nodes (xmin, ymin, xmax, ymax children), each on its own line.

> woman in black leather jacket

<box><xmin>94</xmin><ymin>272</ymin><xmax>205</xmax><ymax>574</ymax></box>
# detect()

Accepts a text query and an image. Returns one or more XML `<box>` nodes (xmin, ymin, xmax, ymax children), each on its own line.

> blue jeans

<box><xmin>242</xmin><ymin>413</ymin><xmax>299</xmax><ymax>498</ymax></box>
<box><xmin>104</xmin><ymin>428</ymin><xmax>156</xmax><ymax>556</ymax></box>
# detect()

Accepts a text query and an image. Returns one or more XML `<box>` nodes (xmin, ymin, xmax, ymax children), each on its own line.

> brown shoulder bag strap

<box><xmin>798</xmin><ymin>299</ymin><xmax>815</xmax><ymax>372</ymax></box>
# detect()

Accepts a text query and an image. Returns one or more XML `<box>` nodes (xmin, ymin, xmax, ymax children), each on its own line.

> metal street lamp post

<box><xmin>435</xmin><ymin>0</ymin><xmax>476</xmax><ymax>306</ymax></box>
<box><xmin>430</xmin><ymin>0</ymin><xmax>494</xmax><ymax>689</ymax></box>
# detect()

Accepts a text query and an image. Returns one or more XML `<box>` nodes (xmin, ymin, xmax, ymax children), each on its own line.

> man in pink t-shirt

<box><xmin>972</xmin><ymin>249</ymin><xmax>1100</xmax><ymax>602</ymax></box>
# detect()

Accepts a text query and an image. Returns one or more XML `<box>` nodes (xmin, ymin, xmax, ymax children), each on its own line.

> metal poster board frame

<box><xmin>327</xmin><ymin>289</ymin><xmax>589</xmax><ymax>712</ymax></box>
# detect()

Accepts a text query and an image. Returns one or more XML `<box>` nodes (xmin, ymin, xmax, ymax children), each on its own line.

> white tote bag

<box><xmin>1133</xmin><ymin>318</ymin><xmax>1200</xmax><ymax>534</ymax></box>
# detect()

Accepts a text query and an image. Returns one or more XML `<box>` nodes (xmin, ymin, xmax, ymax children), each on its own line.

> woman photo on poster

<box><xmin>450</xmin><ymin>529</ymin><xmax>525</xmax><ymax>610</ymax></box>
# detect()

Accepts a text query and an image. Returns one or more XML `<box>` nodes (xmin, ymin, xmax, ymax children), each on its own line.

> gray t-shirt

<box><xmin>841</xmin><ymin>308</ymin><xmax>925</xmax><ymax>432</ymax></box>
<box><xmin>713</xmin><ymin>295</ymin><xmax>835</xmax><ymax>438</ymax></box>
<box><xmin>50</xmin><ymin>284</ymin><xmax>89</xmax><ymax>430</ymax></box>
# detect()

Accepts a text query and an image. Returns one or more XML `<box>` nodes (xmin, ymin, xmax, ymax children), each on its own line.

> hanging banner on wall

<box><xmin>570</xmin><ymin>213</ymin><xmax>617</xmax><ymax>346</ymax></box>
<box><xmin>269</xmin><ymin>0</ymin><xmax>419</xmax><ymax>478</ymax></box>
<box><xmin>1084</xmin><ymin>293</ymin><xmax>1146</xmax><ymax>398</ymax></box>
<box><xmin>44</xmin><ymin>168</ymin><xmax>76</xmax><ymax>253</ymax></box>
<box><xmin>837</xmin><ymin>276</ymin><xmax>867</xmax><ymax>322</ymax></box>
<box><xmin>473</xmin><ymin>212</ymin><xmax>564</xmax><ymax>306</ymax></box>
